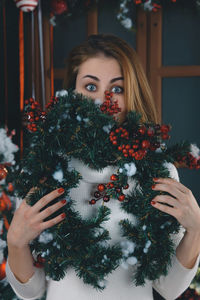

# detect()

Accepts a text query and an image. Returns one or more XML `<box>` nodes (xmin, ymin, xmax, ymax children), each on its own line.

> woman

<box><xmin>6</xmin><ymin>34</ymin><xmax>200</xmax><ymax>300</ymax></box>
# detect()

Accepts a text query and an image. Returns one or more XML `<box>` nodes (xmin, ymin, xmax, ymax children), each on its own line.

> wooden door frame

<box><xmin>136</xmin><ymin>8</ymin><xmax>200</xmax><ymax>123</ymax></box>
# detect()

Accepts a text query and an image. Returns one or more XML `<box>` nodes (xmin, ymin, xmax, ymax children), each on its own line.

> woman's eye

<box><xmin>111</xmin><ymin>86</ymin><xmax>124</xmax><ymax>94</ymax></box>
<box><xmin>85</xmin><ymin>84</ymin><xmax>97</xmax><ymax>92</ymax></box>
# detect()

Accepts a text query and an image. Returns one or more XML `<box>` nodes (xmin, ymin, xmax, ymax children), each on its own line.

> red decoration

<box><xmin>109</xmin><ymin>121</ymin><xmax>171</xmax><ymax>160</ymax></box>
<box><xmin>0</xmin><ymin>191</ymin><xmax>12</xmax><ymax>211</ymax></box>
<box><xmin>147</xmin><ymin>128</ymin><xmax>154</xmax><ymax>137</ymax></box>
<box><xmin>141</xmin><ymin>140</ymin><xmax>150</xmax><ymax>149</ymax></box>
<box><xmin>51</xmin><ymin>0</ymin><xmax>68</xmax><ymax>15</ymax></box>
<box><xmin>25</xmin><ymin>98</ymin><xmax>47</xmax><ymax>132</ymax></box>
<box><xmin>89</xmin><ymin>199</ymin><xmax>96</xmax><ymax>205</ymax></box>
<box><xmin>89</xmin><ymin>172</ymin><xmax>129</xmax><ymax>205</ymax></box>
<box><xmin>110</xmin><ymin>174</ymin><xmax>118</xmax><ymax>181</ymax></box>
<box><xmin>177</xmin><ymin>152</ymin><xmax>200</xmax><ymax>170</ymax></box>
<box><xmin>14</xmin><ymin>0</ymin><xmax>38</xmax><ymax>12</ymax></box>
<box><xmin>98</xmin><ymin>184</ymin><xmax>105</xmax><ymax>192</ymax></box>
<box><xmin>100</xmin><ymin>91</ymin><xmax>121</xmax><ymax>116</ymax></box>
<box><xmin>34</xmin><ymin>255</ymin><xmax>45</xmax><ymax>268</ymax></box>
<box><xmin>118</xmin><ymin>194</ymin><xmax>125</xmax><ymax>202</ymax></box>
<box><xmin>0</xmin><ymin>260</ymin><xmax>6</xmax><ymax>280</ymax></box>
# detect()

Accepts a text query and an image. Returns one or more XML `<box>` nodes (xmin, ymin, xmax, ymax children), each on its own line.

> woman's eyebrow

<box><xmin>110</xmin><ymin>77</ymin><xmax>124</xmax><ymax>83</ymax></box>
<box><xmin>82</xmin><ymin>75</ymin><xmax>124</xmax><ymax>83</ymax></box>
<box><xmin>82</xmin><ymin>75</ymin><xmax>99</xmax><ymax>81</ymax></box>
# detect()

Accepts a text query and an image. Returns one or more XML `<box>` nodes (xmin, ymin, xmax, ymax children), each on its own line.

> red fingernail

<box><xmin>151</xmin><ymin>201</ymin><xmax>156</xmax><ymax>205</ymax></box>
<box><xmin>61</xmin><ymin>213</ymin><xmax>66</xmax><ymax>219</ymax></box>
<box><xmin>152</xmin><ymin>184</ymin><xmax>156</xmax><ymax>189</ymax></box>
<box><xmin>58</xmin><ymin>188</ymin><xmax>64</xmax><ymax>194</ymax></box>
<box><xmin>153</xmin><ymin>178</ymin><xmax>159</xmax><ymax>181</ymax></box>
<box><xmin>61</xmin><ymin>199</ymin><xmax>67</xmax><ymax>204</ymax></box>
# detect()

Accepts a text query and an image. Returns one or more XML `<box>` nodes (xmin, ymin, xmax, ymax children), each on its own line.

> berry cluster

<box><xmin>24</xmin><ymin>98</ymin><xmax>46</xmax><ymax>132</ymax></box>
<box><xmin>34</xmin><ymin>255</ymin><xmax>45</xmax><ymax>268</ymax></box>
<box><xmin>89</xmin><ymin>174</ymin><xmax>129</xmax><ymax>205</ymax></box>
<box><xmin>109</xmin><ymin>124</ymin><xmax>171</xmax><ymax>159</ymax></box>
<box><xmin>100</xmin><ymin>91</ymin><xmax>121</xmax><ymax>116</ymax></box>
<box><xmin>45</xmin><ymin>96</ymin><xmax>59</xmax><ymax>110</ymax></box>
<box><xmin>177</xmin><ymin>152</ymin><xmax>200</xmax><ymax>170</ymax></box>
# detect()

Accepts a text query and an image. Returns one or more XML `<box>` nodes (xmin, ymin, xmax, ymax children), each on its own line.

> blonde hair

<box><xmin>64</xmin><ymin>34</ymin><xmax>158</xmax><ymax>123</ymax></box>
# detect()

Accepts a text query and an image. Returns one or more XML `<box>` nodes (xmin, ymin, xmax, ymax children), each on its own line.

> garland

<box><xmin>5</xmin><ymin>90</ymin><xmax>200</xmax><ymax>291</ymax></box>
<box><xmin>41</xmin><ymin>0</ymin><xmax>200</xmax><ymax>30</ymax></box>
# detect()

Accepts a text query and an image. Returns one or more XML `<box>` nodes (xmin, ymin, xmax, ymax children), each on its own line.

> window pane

<box><xmin>162</xmin><ymin>77</ymin><xmax>200</xmax><ymax>201</ymax></box>
<box><xmin>162</xmin><ymin>3</ymin><xmax>200</xmax><ymax>66</ymax></box>
<box><xmin>98</xmin><ymin>2</ymin><xmax>136</xmax><ymax>49</ymax></box>
<box><xmin>54</xmin><ymin>16</ymin><xmax>87</xmax><ymax>68</ymax></box>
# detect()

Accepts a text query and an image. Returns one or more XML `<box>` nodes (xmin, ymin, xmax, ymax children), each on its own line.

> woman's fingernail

<box><xmin>152</xmin><ymin>184</ymin><xmax>156</xmax><ymax>189</ymax></box>
<box><xmin>153</xmin><ymin>178</ymin><xmax>159</xmax><ymax>181</ymax></box>
<box><xmin>151</xmin><ymin>201</ymin><xmax>156</xmax><ymax>205</ymax></box>
<box><xmin>58</xmin><ymin>188</ymin><xmax>65</xmax><ymax>194</ymax></box>
<box><xmin>61</xmin><ymin>213</ymin><xmax>66</xmax><ymax>219</ymax></box>
<box><xmin>61</xmin><ymin>199</ymin><xmax>67</xmax><ymax>204</ymax></box>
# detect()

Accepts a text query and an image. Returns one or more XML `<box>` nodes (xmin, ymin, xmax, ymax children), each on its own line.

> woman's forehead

<box><xmin>77</xmin><ymin>56</ymin><xmax>122</xmax><ymax>78</ymax></box>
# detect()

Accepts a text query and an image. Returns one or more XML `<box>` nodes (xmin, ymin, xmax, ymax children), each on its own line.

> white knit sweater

<box><xmin>6</xmin><ymin>159</ymin><xmax>200</xmax><ymax>300</ymax></box>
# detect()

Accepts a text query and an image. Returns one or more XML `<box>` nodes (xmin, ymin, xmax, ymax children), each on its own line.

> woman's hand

<box><xmin>7</xmin><ymin>188</ymin><xmax>67</xmax><ymax>248</ymax></box>
<box><xmin>151</xmin><ymin>178</ymin><xmax>200</xmax><ymax>234</ymax></box>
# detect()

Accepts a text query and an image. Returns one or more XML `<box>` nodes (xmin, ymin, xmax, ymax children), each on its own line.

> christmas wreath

<box><xmin>6</xmin><ymin>90</ymin><xmax>200</xmax><ymax>290</ymax></box>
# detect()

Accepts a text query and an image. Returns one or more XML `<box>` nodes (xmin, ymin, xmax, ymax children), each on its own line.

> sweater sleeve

<box><xmin>152</xmin><ymin>228</ymin><xmax>200</xmax><ymax>300</ymax></box>
<box><xmin>6</xmin><ymin>259</ymin><xmax>46</xmax><ymax>300</ymax></box>
<box><xmin>152</xmin><ymin>163</ymin><xmax>200</xmax><ymax>299</ymax></box>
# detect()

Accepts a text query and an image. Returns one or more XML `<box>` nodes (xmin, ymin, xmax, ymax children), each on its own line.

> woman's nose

<box><xmin>96</xmin><ymin>89</ymin><xmax>110</xmax><ymax>103</ymax></box>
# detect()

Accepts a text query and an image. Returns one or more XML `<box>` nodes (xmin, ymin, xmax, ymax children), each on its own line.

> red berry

<box><xmin>118</xmin><ymin>194</ymin><xmax>125</xmax><ymax>202</ymax></box>
<box><xmin>110</xmin><ymin>174</ymin><xmax>118</xmax><ymax>181</ymax></box>
<box><xmin>160</xmin><ymin>125</ymin><xmax>170</xmax><ymax>133</ymax></box>
<box><xmin>138</xmin><ymin>126</ymin><xmax>146</xmax><ymax>135</ymax></box>
<box><xmin>125</xmin><ymin>144</ymin><xmax>131</xmax><ymax>150</ymax></box>
<box><xmin>89</xmin><ymin>199</ymin><xmax>96</xmax><ymax>205</ymax></box>
<box><xmin>128</xmin><ymin>149</ymin><xmax>134</xmax><ymax>155</ymax></box>
<box><xmin>123</xmin><ymin>184</ymin><xmax>129</xmax><ymax>190</ymax></box>
<box><xmin>37</xmin><ymin>255</ymin><xmax>45</xmax><ymax>264</ymax></box>
<box><xmin>107</xmin><ymin>182</ymin><xmax>114</xmax><ymax>189</ymax></box>
<box><xmin>162</xmin><ymin>133</ymin><xmax>170</xmax><ymax>140</ymax></box>
<box><xmin>34</xmin><ymin>262</ymin><xmax>43</xmax><ymax>268</ymax></box>
<box><xmin>147</xmin><ymin>128</ymin><xmax>154</xmax><ymax>137</ymax></box>
<box><xmin>141</xmin><ymin>140</ymin><xmax>150</xmax><ymax>149</ymax></box>
<box><xmin>112</xmin><ymin>141</ymin><xmax>117</xmax><ymax>145</ymax></box>
<box><xmin>98</xmin><ymin>184</ymin><xmax>105</xmax><ymax>192</ymax></box>
<box><xmin>118</xmin><ymin>146</ymin><xmax>122</xmax><ymax>151</ymax></box>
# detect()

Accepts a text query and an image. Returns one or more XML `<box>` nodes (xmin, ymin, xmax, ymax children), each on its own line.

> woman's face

<box><xmin>75</xmin><ymin>55</ymin><xmax>126</xmax><ymax>121</ymax></box>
